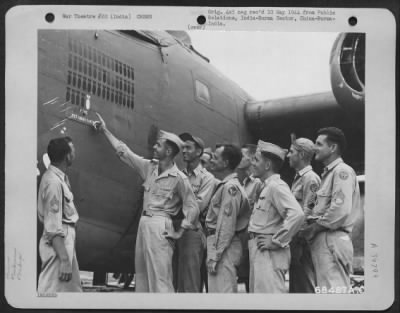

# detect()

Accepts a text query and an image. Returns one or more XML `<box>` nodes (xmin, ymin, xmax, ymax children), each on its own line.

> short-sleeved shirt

<box><xmin>313</xmin><ymin>158</ymin><xmax>361</xmax><ymax>233</ymax></box>
<box><xmin>205</xmin><ymin>173</ymin><xmax>250</xmax><ymax>261</ymax></box>
<box><xmin>183</xmin><ymin>164</ymin><xmax>217</xmax><ymax>215</ymax></box>
<box><xmin>37</xmin><ymin>165</ymin><xmax>79</xmax><ymax>243</ymax></box>
<box><xmin>116</xmin><ymin>141</ymin><xmax>199</xmax><ymax>230</ymax></box>
<box><xmin>291</xmin><ymin>165</ymin><xmax>321</xmax><ymax>218</ymax></box>
<box><xmin>243</xmin><ymin>175</ymin><xmax>263</xmax><ymax>211</ymax></box>
<box><xmin>248</xmin><ymin>174</ymin><xmax>304</xmax><ymax>248</ymax></box>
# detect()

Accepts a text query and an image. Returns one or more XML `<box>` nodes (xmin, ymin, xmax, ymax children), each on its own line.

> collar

<box><xmin>243</xmin><ymin>174</ymin><xmax>255</xmax><ymax>185</ymax></box>
<box><xmin>155</xmin><ymin>162</ymin><xmax>179</xmax><ymax>179</ymax></box>
<box><xmin>325</xmin><ymin>157</ymin><xmax>343</xmax><ymax>172</ymax></box>
<box><xmin>297</xmin><ymin>165</ymin><xmax>312</xmax><ymax>177</ymax></box>
<box><xmin>264</xmin><ymin>173</ymin><xmax>280</xmax><ymax>185</ymax></box>
<box><xmin>49</xmin><ymin>165</ymin><xmax>66</xmax><ymax>181</ymax></box>
<box><xmin>183</xmin><ymin>163</ymin><xmax>203</xmax><ymax>177</ymax></box>
<box><xmin>222</xmin><ymin>172</ymin><xmax>238</xmax><ymax>184</ymax></box>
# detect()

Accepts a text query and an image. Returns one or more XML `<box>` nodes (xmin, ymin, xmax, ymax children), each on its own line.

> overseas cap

<box><xmin>159</xmin><ymin>130</ymin><xmax>184</xmax><ymax>152</ymax></box>
<box><xmin>179</xmin><ymin>132</ymin><xmax>205</xmax><ymax>153</ymax></box>
<box><xmin>257</xmin><ymin>140</ymin><xmax>288</xmax><ymax>161</ymax></box>
<box><xmin>290</xmin><ymin>134</ymin><xmax>315</xmax><ymax>157</ymax></box>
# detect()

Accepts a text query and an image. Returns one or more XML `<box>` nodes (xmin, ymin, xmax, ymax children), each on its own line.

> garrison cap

<box><xmin>179</xmin><ymin>132</ymin><xmax>205</xmax><ymax>153</ymax></box>
<box><xmin>257</xmin><ymin>140</ymin><xmax>288</xmax><ymax>161</ymax></box>
<box><xmin>290</xmin><ymin>133</ymin><xmax>315</xmax><ymax>157</ymax></box>
<box><xmin>159</xmin><ymin>130</ymin><xmax>184</xmax><ymax>152</ymax></box>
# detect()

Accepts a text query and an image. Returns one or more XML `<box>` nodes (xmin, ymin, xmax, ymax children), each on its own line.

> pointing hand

<box><xmin>94</xmin><ymin>113</ymin><xmax>106</xmax><ymax>132</ymax></box>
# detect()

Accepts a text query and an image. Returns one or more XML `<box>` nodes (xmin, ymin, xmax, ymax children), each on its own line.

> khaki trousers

<box><xmin>38</xmin><ymin>224</ymin><xmax>82</xmax><ymax>293</ymax></box>
<box><xmin>207</xmin><ymin>235</ymin><xmax>242</xmax><ymax>293</ymax></box>
<box><xmin>176</xmin><ymin>228</ymin><xmax>206</xmax><ymax>292</ymax></box>
<box><xmin>309</xmin><ymin>230</ymin><xmax>353</xmax><ymax>290</ymax></box>
<box><xmin>135</xmin><ymin>215</ymin><xmax>175</xmax><ymax>292</ymax></box>
<box><xmin>249</xmin><ymin>237</ymin><xmax>290</xmax><ymax>293</ymax></box>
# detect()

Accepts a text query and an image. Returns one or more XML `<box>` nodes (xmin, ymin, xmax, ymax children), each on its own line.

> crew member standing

<box><xmin>205</xmin><ymin>144</ymin><xmax>250</xmax><ymax>293</ymax></box>
<box><xmin>176</xmin><ymin>133</ymin><xmax>216</xmax><ymax>292</ymax></box>
<box><xmin>94</xmin><ymin>114</ymin><xmax>199</xmax><ymax>292</ymax></box>
<box><xmin>303</xmin><ymin>127</ymin><xmax>360</xmax><ymax>291</ymax></box>
<box><xmin>37</xmin><ymin>137</ymin><xmax>82</xmax><ymax>292</ymax></box>
<box><xmin>249</xmin><ymin>140</ymin><xmax>304</xmax><ymax>293</ymax></box>
<box><xmin>287</xmin><ymin>135</ymin><xmax>321</xmax><ymax>293</ymax></box>
<box><xmin>235</xmin><ymin>144</ymin><xmax>263</xmax><ymax>292</ymax></box>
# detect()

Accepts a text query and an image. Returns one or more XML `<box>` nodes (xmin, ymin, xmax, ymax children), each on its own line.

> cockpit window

<box><xmin>195</xmin><ymin>80</ymin><xmax>210</xmax><ymax>105</ymax></box>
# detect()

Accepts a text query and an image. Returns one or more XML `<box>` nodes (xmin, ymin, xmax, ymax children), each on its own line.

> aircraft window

<box><xmin>77</xmin><ymin>75</ymin><xmax>82</xmax><ymax>89</ymax></box>
<box><xmin>124</xmin><ymin>80</ymin><xmax>127</xmax><ymax>92</ymax></box>
<box><xmin>123</xmin><ymin>64</ymin><xmax>127</xmax><ymax>77</ymax></box>
<box><xmin>120</xmin><ymin>78</ymin><xmax>123</xmax><ymax>90</ymax></box>
<box><xmin>98</xmin><ymin>68</ymin><xmax>102</xmax><ymax>81</ymax></box>
<box><xmin>66</xmin><ymin>88</ymin><xmax>71</xmax><ymax>101</ymax></box>
<box><xmin>93</xmin><ymin>65</ymin><xmax>97</xmax><ymax>79</ymax></box>
<box><xmin>87</xmin><ymin>79</ymin><xmax>92</xmax><ymax>92</ymax></box>
<box><xmin>88</xmin><ymin>63</ymin><xmax>92</xmax><ymax>76</ymax></box>
<box><xmin>131</xmin><ymin>67</ymin><xmax>135</xmax><ymax>80</ymax></box>
<box><xmin>130</xmin><ymin>97</ymin><xmax>134</xmax><ymax>109</ymax></box>
<box><xmin>97</xmin><ymin>83</ymin><xmax>101</xmax><ymax>97</ymax></box>
<box><xmin>67</xmin><ymin>71</ymin><xmax>72</xmax><ymax>85</ymax></box>
<box><xmin>92</xmin><ymin>82</ymin><xmax>96</xmax><ymax>94</ymax></box>
<box><xmin>97</xmin><ymin>53</ymin><xmax>101</xmax><ymax>65</ymax></box>
<box><xmin>83</xmin><ymin>61</ymin><xmax>87</xmax><ymax>75</ymax></box>
<box><xmin>68</xmin><ymin>54</ymin><xmax>72</xmax><ymax>68</ymax></box>
<box><xmin>119</xmin><ymin>63</ymin><xmax>123</xmax><ymax>75</ymax></box>
<box><xmin>81</xmin><ymin>95</ymin><xmax>85</xmax><ymax>107</ymax></box>
<box><xmin>78</xmin><ymin>59</ymin><xmax>82</xmax><ymax>72</ymax></box>
<box><xmin>103</xmin><ymin>70</ymin><xmax>107</xmax><ymax>83</ymax></box>
<box><xmin>119</xmin><ymin>92</ymin><xmax>122</xmax><ymax>105</ymax></box>
<box><xmin>73</xmin><ymin>40</ymin><xmax>77</xmax><ymax>54</ymax></box>
<box><xmin>195</xmin><ymin>80</ymin><xmax>210</xmax><ymax>104</ymax></box>
<box><xmin>82</xmin><ymin>77</ymin><xmax>87</xmax><ymax>91</ymax></box>
<box><xmin>127</xmin><ymin>84</ymin><xmax>130</xmax><ymax>94</ymax></box>
<box><xmin>131</xmin><ymin>84</ymin><xmax>134</xmax><ymax>95</ymax></box>
<box><xmin>115</xmin><ymin>60</ymin><xmax>118</xmax><ymax>73</ymax></box>
<box><xmin>111</xmin><ymin>90</ymin><xmax>114</xmax><ymax>102</ymax></box>
<box><xmin>107</xmin><ymin>87</ymin><xmax>110</xmax><ymax>100</ymax></box>
<box><xmin>72</xmin><ymin>73</ymin><xmax>77</xmax><ymax>87</ymax></box>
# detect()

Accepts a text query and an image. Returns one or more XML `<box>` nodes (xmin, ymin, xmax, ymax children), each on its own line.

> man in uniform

<box><xmin>175</xmin><ymin>133</ymin><xmax>216</xmax><ymax>292</ymax></box>
<box><xmin>94</xmin><ymin>114</ymin><xmax>199</xmax><ymax>292</ymax></box>
<box><xmin>205</xmin><ymin>144</ymin><xmax>251</xmax><ymax>293</ymax></box>
<box><xmin>37</xmin><ymin>137</ymin><xmax>82</xmax><ymax>292</ymax></box>
<box><xmin>303</xmin><ymin>127</ymin><xmax>360</xmax><ymax>291</ymax></box>
<box><xmin>287</xmin><ymin>135</ymin><xmax>321</xmax><ymax>293</ymax></box>
<box><xmin>249</xmin><ymin>140</ymin><xmax>304</xmax><ymax>293</ymax></box>
<box><xmin>235</xmin><ymin>144</ymin><xmax>263</xmax><ymax>292</ymax></box>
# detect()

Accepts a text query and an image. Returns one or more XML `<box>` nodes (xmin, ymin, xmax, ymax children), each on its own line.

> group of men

<box><xmin>37</xmin><ymin>113</ymin><xmax>360</xmax><ymax>294</ymax></box>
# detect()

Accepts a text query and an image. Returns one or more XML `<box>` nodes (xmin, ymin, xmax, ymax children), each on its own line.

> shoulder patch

<box><xmin>310</xmin><ymin>183</ymin><xmax>319</xmax><ymax>193</ymax></box>
<box><xmin>50</xmin><ymin>195</ymin><xmax>60</xmax><ymax>213</ymax></box>
<box><xmin>339</xmin><ymin>171</ymin><xmax>349</xmax><ymax>180</ymax></box>
<box><xmin>333</xmin><ymin>189</ymin><xmax>345</xmax><ymax>206</ymax></box>
<box><xmin>228</xmin><ymin>185</ymin><xmax>238</xmax><ymax>197</ymax></box>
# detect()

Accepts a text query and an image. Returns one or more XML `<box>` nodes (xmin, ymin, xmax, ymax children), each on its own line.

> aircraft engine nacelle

<box><xmin>330</xmin><ymin>33</ymin><xmax>365</xmax><ymax>115</ymax></box>
<box><xmin>244</xmin><ymin>32</ymin><xmax>365</xmax><ymax>139</ymax></box>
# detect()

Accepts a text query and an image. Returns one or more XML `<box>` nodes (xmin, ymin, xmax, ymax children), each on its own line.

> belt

<box><xmin>248</xmin><ymin>232</ymin><xmax>274</xmax><ymax>240</ymax></box>
<box><xmin>62</xmin><ymin>221</ymin><xmax>76</xmax><ymax>227</ymax></box>
<box><xmin>142</xmin><ymin>210</ymin><xmax>170</xmax><ymax>219</ymax></box>
<box><xmin>206</xmin><ymin>228</ymin><xmax>247</xmax><ymax>237</ymax></box>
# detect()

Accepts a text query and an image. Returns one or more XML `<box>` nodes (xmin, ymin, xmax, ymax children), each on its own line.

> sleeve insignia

<box><xmin>224</xmin><ymin>204</ymin><xmax>233</xmax><ymax>216</ymax></box>
<box><xmin>228</xmin><ymin>186</ymin><xmax>238</xmax><ymax>197</ymax></box>
<box><xmin>50</xmin><ymin>195</ymin><xmax>60</xmax><ymax>213</ymax></box>
<box><xmin>333</xmin><ymin>190</ymin><xmax>345</xmax><ymax>206</ymax></box>
<box><xmin>339</xmin><ymin>171</ymin><xmax>349</xmax><ymax>180</ymax></box>
<box><xmin>310</xmin><ymin>183</ymin><xmax>319</xmax><ymax>193</ymax></box>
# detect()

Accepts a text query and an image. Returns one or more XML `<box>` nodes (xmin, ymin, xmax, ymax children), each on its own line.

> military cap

<box><xmin>257</xmin><ymin>140</ymin><xmax>288</xmax><ymax>161</ymax></box>
<box><xmin>159</xmin><ymin>130</ymin><xmax>184</xmax><ymax>152</ymax></box>
<box><xmin>179</xmin><ymin>132</ymin><xmax>205</xmax><ymax>153</ymax></box>
<box><xmin>290</xmin><ymin>133</ymin><xmax>315</xmax><ymax>156</ymax></box>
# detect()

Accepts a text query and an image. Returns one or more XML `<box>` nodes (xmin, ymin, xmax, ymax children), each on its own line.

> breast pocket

<box><xmin>314</xmin><ymin>189</ymin><xmax>331</xmax><ymax>214</ymax></box>
<box><xmin>251</xmin><ymin>198</ymin><xmax>269</xmax><ymax>228</ymax></box>
<box><xmin>62</xmin><ymin>186</ymin><xmax>75</xmax><ymax>218</ymax></box>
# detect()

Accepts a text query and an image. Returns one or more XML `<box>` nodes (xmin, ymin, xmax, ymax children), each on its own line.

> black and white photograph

<box><xmin>4</xmin><ymin>5</ymin><xmax>396</xmax><ymax>310</ymax></box>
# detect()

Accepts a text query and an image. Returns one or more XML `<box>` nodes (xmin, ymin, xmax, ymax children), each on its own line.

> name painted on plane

<box><xmin>68</xmin><ymin>113</ymin><xmax>97</xmax><ymax>127</ymax></box>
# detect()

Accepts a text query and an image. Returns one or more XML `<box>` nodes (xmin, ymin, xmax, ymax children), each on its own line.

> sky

<box><xmin>188</xmin><ymin>31</ymin><xmax>339</xmax><ymax>101</ymax></box>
